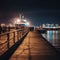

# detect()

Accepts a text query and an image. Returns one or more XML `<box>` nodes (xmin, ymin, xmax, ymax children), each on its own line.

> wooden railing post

<box><xmin>21</xmin><ymin>31</ymin><xmax>22</xmax><ymax>38</ymax></box>
<box><xmin>18</xmin><ymin>30</ymin><xmax>20</xmax><ymax>39</ymax></box>
<box><xmin>7</xmin><ymin>33</ymin><xmax>10</xmax><ymax>49</ymax></box>
<box><xmin>17</xmin><ymin>31</ymin><xmax>19</xmax><ymax>40</ymax></box>
<box><xmin>19</xmin><ymin>30</ymin><xmax>22</xmax><ymax>39</ymax></box>
<box><xmin>13</xmin><ymin>32</ymin><xmax>15</xmax><ymax>44</ymax></box>
<box><xmin>18</xmin><ymin>30</ymin><xmax>20</xmax><ymax>40</ymax></box>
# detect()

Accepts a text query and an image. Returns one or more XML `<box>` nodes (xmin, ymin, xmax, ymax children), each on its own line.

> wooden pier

<box><xmin>0</xmin><ymin>30</ymin><xmax>60</xmax><ymax>60</ymax></box>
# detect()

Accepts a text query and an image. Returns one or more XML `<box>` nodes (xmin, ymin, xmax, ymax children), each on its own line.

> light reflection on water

<box><xmin>42</xmin><ymin>30</ymin><xmax>60</xmax><ymax>51</ymax></box>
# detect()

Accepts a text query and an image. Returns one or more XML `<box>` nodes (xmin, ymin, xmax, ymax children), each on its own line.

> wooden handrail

<box><xmin>0</xmin><ymin>27</ymin><xmax>29</xmax><ymax>55</ymax></box>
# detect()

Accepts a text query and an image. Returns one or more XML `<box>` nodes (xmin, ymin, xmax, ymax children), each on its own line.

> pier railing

<box><xmin>0</xmin><ymin>27</ymin><xmax>29</xmax><ymax>56</ymax></box>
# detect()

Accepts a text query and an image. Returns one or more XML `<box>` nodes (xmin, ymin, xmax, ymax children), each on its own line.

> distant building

<box><xmin>41</xmin><ymin>24</ymin><xmax>59</xmax><ymax>28</ymax></box>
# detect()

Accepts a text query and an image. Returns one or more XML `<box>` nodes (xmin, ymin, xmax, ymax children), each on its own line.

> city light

<box><xmin>22</xmin><ymin>19</ymin><xmax>30</xmax><ymax>26</ymax></box>
<box><xmin>42</xmin><ymin>24</ymin><xmax>59</xmax><ymax>28</ymax></box>
<box><xmin>14</xmin><ymin>18</ymin><xmax>21</xmax><ymax>24</ymax></box>
<box><xmin>9</xmin><ymin>24</ymin><xmax>13</xmax><ymax>27</ymax></box>
<box><xmin>26</xmin><ymin>22</ymin><xmax>30</xmax><ymax>26</ymax></box>
<box><xmin>1</xmin><ymin>23</ymin><xmax>5</xmax><ymax>27</ymax></box>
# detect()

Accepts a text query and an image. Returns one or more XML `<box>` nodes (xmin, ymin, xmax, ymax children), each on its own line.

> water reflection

<box><xmin>42</xmin><ymin>30</ymin><xmax>60</xmax><ymax>51</ymax></box>
<box><xmin>47</xmin><ymin>31</ymin><xmax>53</xmax><ymax>43</ymax></box>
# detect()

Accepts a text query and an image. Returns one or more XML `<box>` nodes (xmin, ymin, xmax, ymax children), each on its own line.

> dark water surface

<box><xmin>42</xmin><ymin>30</ymin><xmax>60</xmax><ymax>52</ymax></box>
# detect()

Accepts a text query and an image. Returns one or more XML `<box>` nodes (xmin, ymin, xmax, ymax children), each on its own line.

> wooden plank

<box><xmin>9</xmin><ymin>31</ymin><xmax>60</xmax><ymax>60</ymax></box>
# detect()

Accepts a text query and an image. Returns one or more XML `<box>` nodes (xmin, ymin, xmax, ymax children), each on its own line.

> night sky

<box><xmin>0</xmin><ymin>0</ymin><xmax>60</xmax><ymax>26</ymax></box>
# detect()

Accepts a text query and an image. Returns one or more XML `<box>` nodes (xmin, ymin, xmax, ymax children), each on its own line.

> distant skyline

<box><xmin>0</xmin><ymin>0</ymin><xmax>60</xmax><ymax>26</ymax></box>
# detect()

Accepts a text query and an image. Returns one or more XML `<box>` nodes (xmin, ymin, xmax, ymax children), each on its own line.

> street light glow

<box><xmin>14</xmin><ymin>18</ymin><xmax>21</xmax><ymax>24</ymax></box>
<box><xmin>23</xmin><ymin>19</ymin><xmax>27</xmax><ymax>22</ymax></box>
<box><xmin>17</xmin><ymin>19</ymin><xmax>20</xmax><ymax>23</ymax></box>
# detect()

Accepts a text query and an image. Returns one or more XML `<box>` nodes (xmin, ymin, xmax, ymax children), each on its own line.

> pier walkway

<box><xmin>9</xmin><ymin>31</ymin><xmax>60</xmax><ymax>60</ymax></box>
